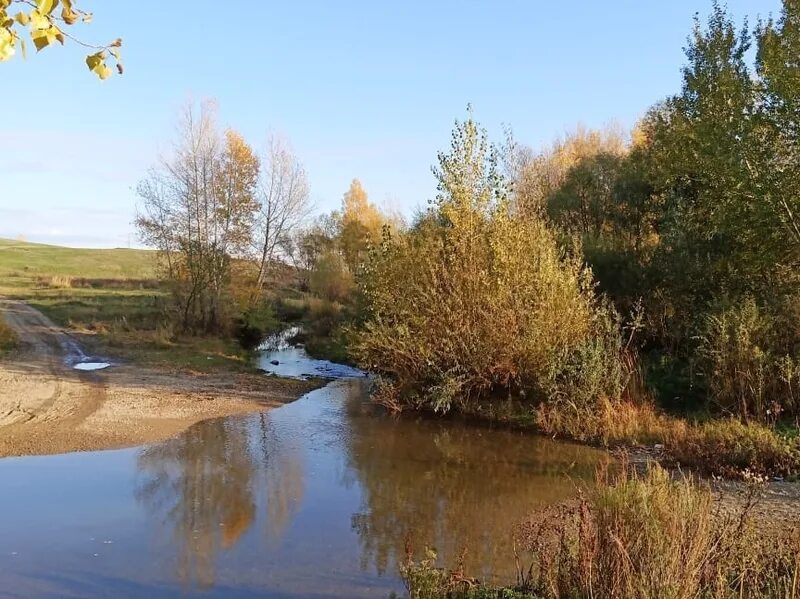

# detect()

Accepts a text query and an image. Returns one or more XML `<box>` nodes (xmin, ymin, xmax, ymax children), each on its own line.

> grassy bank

<box><xmin>0</xmin><ymin>239</ymin><xmax>254</xmax><ymax>372</ymax></box>
<box><xmin>451</xmin><ymin>397</ymin><xmax>800</xmax><ymax>480</ymax></box>
<box><xmin>400</xmin><ymin>464</ymin><xmax>800</xmax><ymax>599</ymax></box>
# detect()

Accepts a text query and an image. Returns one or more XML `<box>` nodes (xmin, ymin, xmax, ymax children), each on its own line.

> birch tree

<box><xmin>252</xmin><ymin>135</ymin><xmax>311</xmax><ymax>292</ymax></box>
<box><xmin>136</xmin><ymin>101</ymin><xmax>259</xmax><ymax>333</ymax></box>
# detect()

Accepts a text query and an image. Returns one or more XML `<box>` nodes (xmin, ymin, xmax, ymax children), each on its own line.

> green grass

<box><xmin>0</xmin><ymin>238</ymin><xmax>254</xmax><ymax>372</ymax></box>
<box><xmin>0</xmin><ymin>238</ymin><xmax>156</xmax><ymax>281</ymax></box>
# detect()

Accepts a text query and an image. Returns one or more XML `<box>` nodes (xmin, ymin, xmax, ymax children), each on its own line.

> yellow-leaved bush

<box><xmin>352</xmin><ymin>115</ymin><xmax>628</xmax><ymax>414</ymax></box>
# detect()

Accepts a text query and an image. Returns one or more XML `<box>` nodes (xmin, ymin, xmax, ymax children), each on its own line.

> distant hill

<box><xmin>0</xmin><ymin>238</ymin><xmax>157</xmax><ymax>281</ymax></box>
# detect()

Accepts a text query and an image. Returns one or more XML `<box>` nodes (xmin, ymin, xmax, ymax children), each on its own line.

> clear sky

<box><xmin>1</xmin><ymin>0</ymin><xmax>781</xmax><ymax>247</ymax></box>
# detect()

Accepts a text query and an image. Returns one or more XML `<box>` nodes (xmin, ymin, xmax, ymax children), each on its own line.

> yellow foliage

<box><xmin>353</xmin><ymin>115</ymin><xmax>626</xmax><ymax>412</ymax></box>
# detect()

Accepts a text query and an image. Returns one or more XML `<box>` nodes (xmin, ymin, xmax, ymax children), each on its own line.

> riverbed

<box><xmin>0</xmin><ymin>342</ymin><xmax>608</xmax><ymax>598</ymax></box>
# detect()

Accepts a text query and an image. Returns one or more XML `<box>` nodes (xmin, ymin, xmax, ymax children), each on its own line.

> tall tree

<box><xmin>339</xmin><ymin>179</ymin><xmax>385</xmax><ymax>273</ymax></box>
<box><xmin>756</xmin><ymin>0</ymin><xmax>800</xmax><ymax>266</ymax></box>
<box><xmin>136</xmin><ymin>101</ymin><xmax>259</xmax><ymax>333</ymax></box>
<box><xmin>252</xmin><ymin>135</ymin><xmax>311</xmax><ymax>294</ymax></box>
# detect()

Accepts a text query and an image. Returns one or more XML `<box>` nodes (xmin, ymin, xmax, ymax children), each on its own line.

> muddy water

<box><xmin>0</xmin><ymin>345</ymin><xmax>608</xmax><ymax>598</ymax></box>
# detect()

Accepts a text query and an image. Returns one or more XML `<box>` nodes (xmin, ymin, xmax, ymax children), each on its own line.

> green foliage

<box><xmin>0</xmin><ymin>0</ymin><xmax>122</xmax><ymax>77</ymax></box>
<box><xmin>400</xmin><ymin>549</ymin><xmax>537</xmax><ymax>599</ymax></box>
<box><xmin>525</xmin><ymin>1</ymin><xmax>800</xmax><ymax>427</ymax></box>
<box><xmin>235</xmin><ymin>300</ymin><xmax>276</xmax><ymax>350</ymax></box>
<box><xmin>698</xmin><ymin>297</ymin><xmax>800</xmax><ymax>421</ymax></box>
<box><xmin>308</xmin><ymin>249</ymin><xmax>353</xmax><ymax>303</ymax></box>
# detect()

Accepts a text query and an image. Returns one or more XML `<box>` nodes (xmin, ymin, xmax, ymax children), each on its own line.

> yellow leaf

<box><xmin>0</xmin><ymin>27</ymin><xmax>15</xmax><ymax>61</ymax></box>
<box><xmin>85</xmin><ymin>50</ymin><xmax>102</xmax><ymax>70</ymax></box>
<box><xmin>85</xmin><ymin>50</ymin><xmax>111</xmax><ymax>79</ymax></box>
<box><xmin>31</xmin><ymin>25</ymin><xmax>57</xmax><ymax>51</ymax></box>
<box><xmin>36</xmin><ymin>0</ymin><xmax>56</xmax><ymax>16</ymax></box>
<box><xmin>13</xmin><ymin>11</ymin><xmax>29</xmax><ymax>25</ymax></box>
<box><xmin>31</xmin><ymin>28</ymin><xmax>49</xmax><ymax>51</ymax></box>
<box><xmin>95</xmin><ymin>62</ymin><xmax>111</xmax><ymax>79</ymax></box>
<box><xmin>60</xmin><ymin>3</ymin><xmax>76</xmax><ymax>25</ymax></box>
<box><xmin>29</xmin><ymin>9</ymin><xmax>49</xmax><ymax>29</ymax></box>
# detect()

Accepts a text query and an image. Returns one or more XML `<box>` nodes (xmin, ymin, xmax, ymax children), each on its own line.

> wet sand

<box><xmin>0</xmin><ymin>300</ymin><xmax>317</xmax><ymax>458</ymax></box>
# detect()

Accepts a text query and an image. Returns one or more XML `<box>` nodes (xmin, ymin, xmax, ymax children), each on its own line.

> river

<box><xmin>0</xmin><ymin>338</ymin><xmax>608</xmax><ymax>598</ymax></box>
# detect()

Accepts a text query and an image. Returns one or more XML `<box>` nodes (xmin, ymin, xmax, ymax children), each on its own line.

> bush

<box><xmin>309</xmin><ymin>249</ymin><xmax>353</xmax><ymax>303</ymax></box>
<box><xmin>234</xmin><ymin>301</ymin><xmax>276</xmax><ymax>350</ymax></box>
<box><xmin>353</xmin><ymin>116</ymin><xmax>628</xmax><ymax>415</ymax></box>
<box><xmin>699</xmin><ymin>296</ymin><xmax>800</xmax><ymax>423</ymax></box>
<box><xmin>399</xmin><ymin>548</ymin><xmax>536</xmax><ymax>599</ymax></box>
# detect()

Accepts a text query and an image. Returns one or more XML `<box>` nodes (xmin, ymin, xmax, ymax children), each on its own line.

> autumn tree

<box><xmin>252</xmin><ymin>135</ymin><xmax>311</xmax><ymax>295</ymax></box>
<box><xmin>0</xmin><ymin>0</ymin><xmax>122</xmax><ymax>78</ymax></box>
<box><xmin>338</xmin><ymin>179</ymin><xmax>386</xmax><ymax>273</ymax></box>
<box><xmin>136</xmin><ymin>101</ymin><xmax>259</xmax><ymax>334</ymax></box>
<box><xmin>511</xmin><ymin>124</ymin><xmax>627</xmax><ymax>217</ymax></box>
<box><xmin>354</xmin><ymin>114</ymin><xmax>626</xmax><ymax>413</ymax></box>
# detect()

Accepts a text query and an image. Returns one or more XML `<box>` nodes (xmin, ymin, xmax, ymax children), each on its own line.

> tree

<box><xmin>354</xmin><ymin>114</ymin><xmax>625</xmax><ymax>413</ymax></box>
<box><xmin>511</xmin><ymin>124</ymin><xmax>627</xmax><ymax>217</ymax></box>
<box><xmin>136</xmin><ymin>101</ymin><xmax>259</xmax><ymax>334</ymax></box>
<box><xmin>252</xmin><ymin>135</ymin><xmax>311</xmax><ymax>294</ymax></box>
<box><xmin>339</xmin><ymin>179</ymin><xmax>385</xmax><ymax>273</ymax></box>
<box><xmin>756</xmin><ymin>0</ymin><xmax>800</xmax><ymax>266</ymax></box>
<box><xmin>0</xmin><ymin>0</ymin><xmax>122</xmax><ymax>78</ymax></box>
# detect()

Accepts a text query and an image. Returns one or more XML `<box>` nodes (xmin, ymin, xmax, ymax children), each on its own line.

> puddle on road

<box><xmin>73</xmin><ymin>362</ymin><xmax>112</xmax><ymax>371</ymax></box>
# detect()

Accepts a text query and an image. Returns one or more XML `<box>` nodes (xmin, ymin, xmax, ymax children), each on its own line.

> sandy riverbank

<box><xmin>0</xmin><ymin>300</ymin><xmax>316</xmax><ymax>458</ymax></box>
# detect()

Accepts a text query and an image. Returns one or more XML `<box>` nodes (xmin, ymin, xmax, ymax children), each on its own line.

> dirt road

<box><xmin>0</xmin><ymin>299</ymin><xmax>315</xmax><ymax>458</ymax></box>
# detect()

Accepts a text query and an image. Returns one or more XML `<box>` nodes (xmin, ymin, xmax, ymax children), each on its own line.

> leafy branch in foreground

<box><xmin>0</xmin><ymin>0</ymin><xmax>122</xmax><ymax>78</ymax></box>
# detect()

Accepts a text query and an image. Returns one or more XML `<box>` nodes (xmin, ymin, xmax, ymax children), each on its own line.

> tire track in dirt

<box><xmin>0</xmin><ymin>299</ymin><xmax>107</xmax><ymax>428</ymax></box>
<box><xmin>0</xmin><ymin>299</ymin><xmax>316</xmax><ymax>458</ymax></box>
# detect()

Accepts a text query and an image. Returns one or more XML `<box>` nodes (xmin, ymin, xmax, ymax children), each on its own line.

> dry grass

<box><xmin>403</xmin><ymin>464</ymin><xmax>800</xmax><ymax>599</ymax></box>
<box><xmin>534</xmin><ymin>397</ymin><xmax>800</xmax><ymax>478</ymax></box>
<box><xmin>46</xmin><ymin>274</ymin><xmax>73</xmax><ymax>289</ymax></box>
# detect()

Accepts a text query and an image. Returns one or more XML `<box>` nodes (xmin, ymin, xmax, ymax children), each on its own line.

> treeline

<box><xmin>136</xmin><ymin>1</ymin><xmax>800</xmax><ymax>473</ymax></box>
<box><xmin>345</xmin><ymin>1</ymin><xmax>800</xmax><ymax>474</ymax></box>
<box><xmin>135</xmin><ymin>102</ymin><xmax>399</xmax><ymax>351</ymax></box>
<box><xmin>533</xmin><ymin>2</ymin><xmax>800</xmax><ymax>423</ymax></box>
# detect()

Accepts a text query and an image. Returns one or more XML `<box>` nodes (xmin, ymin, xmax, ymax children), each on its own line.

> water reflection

<box><xmin>340</xmin><ymin>381</ymin><xmax>605</xmax><ymax>582</ymax></box>
<box><xmin>135</xmin><ymin>418</ymin><xmax>260</xmax><ymax>588</ymax></box>
<box><xmin>131</xmin><ymin>376</ymin><xmax>608</xmax><ymax>593</ymax></box>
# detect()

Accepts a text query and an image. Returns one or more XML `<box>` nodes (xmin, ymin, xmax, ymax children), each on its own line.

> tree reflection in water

<box><xmin>132</xmin><ymin>377</ymin><xmax>608</xmax><ymax>592</ymax></box>
<box><xmin>135</xmin><ymin>412</ymin><xmax>304</xmax><ymax>589</ymax></box>
<box><xmin>340</xmin><ymin>380</ymin><xmax>609</xmax><ymax>583</ymax></box>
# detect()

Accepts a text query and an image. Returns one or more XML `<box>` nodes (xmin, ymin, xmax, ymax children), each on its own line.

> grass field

<box><xmin>0</xmin><ymin>239</ymin><xmax>253</xmax><ymax>372</ymax></box>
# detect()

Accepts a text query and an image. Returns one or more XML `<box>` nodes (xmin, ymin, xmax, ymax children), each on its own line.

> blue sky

<box><xmin>1</xmin><ymin>0</ymin><xmax>781</xmax><ymax>247</ymax></box>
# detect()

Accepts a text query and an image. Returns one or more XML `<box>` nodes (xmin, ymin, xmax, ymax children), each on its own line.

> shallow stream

<box><xmin>0</xmin><ymin>339</ymin><xmax>608</xmax><ymax>598</ymax></box>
